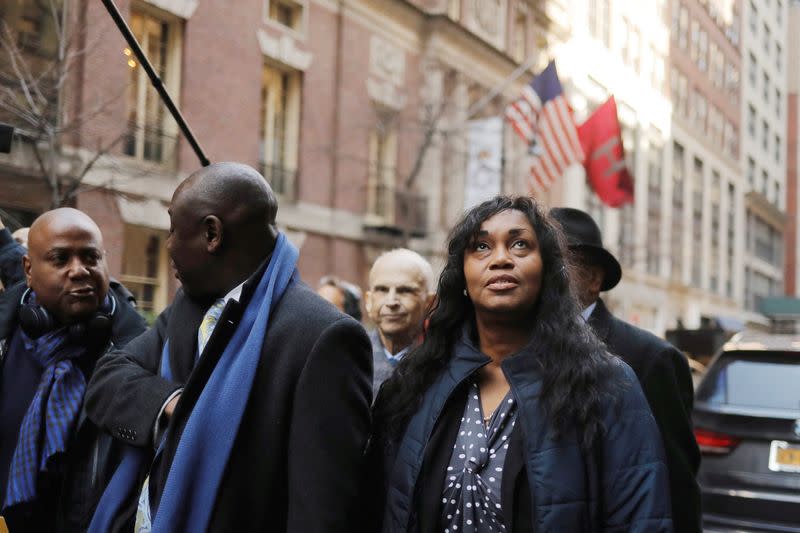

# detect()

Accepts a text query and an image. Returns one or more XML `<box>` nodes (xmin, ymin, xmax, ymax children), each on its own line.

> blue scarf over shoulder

<box><xmin>90</xmin><ymin>233</ymin><xmax>298</xmax><ymax>532</ymax></box>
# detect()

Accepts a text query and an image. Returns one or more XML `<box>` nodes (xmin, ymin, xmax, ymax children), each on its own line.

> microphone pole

<box><xmin>101</xmin><ymin>0</ymin><xmax>210</xmax><ymax>167</ymax></box>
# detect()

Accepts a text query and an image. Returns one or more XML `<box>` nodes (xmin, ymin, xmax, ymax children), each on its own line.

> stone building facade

<box><xmin>0</xmin><ymin>0</ymin><xmax>562</xmax><ymax>313</ymax></box>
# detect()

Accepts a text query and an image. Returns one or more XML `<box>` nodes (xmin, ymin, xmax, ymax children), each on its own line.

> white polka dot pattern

<box><xmin>441</xmin><ymin>383</ymin><xmax>517</xmax><ymax>533</ymax></box>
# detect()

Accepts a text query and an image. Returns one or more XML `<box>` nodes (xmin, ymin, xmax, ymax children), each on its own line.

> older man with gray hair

<box><xmin>365</xmin><ymin>248</ymin><xmax>435</xmax><ymax>396</ymax></box>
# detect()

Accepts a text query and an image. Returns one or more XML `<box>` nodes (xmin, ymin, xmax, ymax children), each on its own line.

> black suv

<box><xmin>694</xmin><ymin>331</ymin><xmax>800</xmax><ymax>532</ymax></box>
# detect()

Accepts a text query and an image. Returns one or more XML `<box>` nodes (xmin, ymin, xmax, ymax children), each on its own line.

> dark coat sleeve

<box><xmin>286</xmin><ymin>316</ymin><xmax>372</xmax><ymax>533</ymax></box>
<box><xmin>0</xmin><ymin>228</ymin><xmax>26</xmax><ymax>288</ymax></box>
<box><xmin>639</xmin><ymin>345</ymin><xmax>702</xmax><ymax>533</ymax></box>
<box><xmin>84</xmin><ymin>305</ymin><xmax>183</xmax><ymax>448</ymax></box>
<box><xmin>600</xmin><ymin>362</ymin><xmax>673</xmax><ymax>533</ymax></box>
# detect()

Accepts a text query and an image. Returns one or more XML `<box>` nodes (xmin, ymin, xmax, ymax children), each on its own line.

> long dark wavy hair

<box><xmin>374</xmin><ymin>196</ymin><xmax>618</xmax><ymax>448</ymax></box>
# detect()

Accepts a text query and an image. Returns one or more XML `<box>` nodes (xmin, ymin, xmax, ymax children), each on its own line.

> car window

<box><xmin>697</xmin><ymin>351</ymin><xmax>800</xmax><ymax>413</ymax></box>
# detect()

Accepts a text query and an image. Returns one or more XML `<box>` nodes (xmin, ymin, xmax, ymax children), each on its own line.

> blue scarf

<box><xmin>3</xmin><ymin>296</ymin><xmax>106</xmax><ymax>509</ymax></box>
<box><xmin>90</xmin><ymin>233</ymin><xmax>299</xmax><ymax>532</ymax></box>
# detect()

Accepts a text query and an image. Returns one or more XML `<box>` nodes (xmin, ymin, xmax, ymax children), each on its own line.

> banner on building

<box><xmin>464</xmin><ymin>117</ymin><xmax>503</xmax><ymax>210</ymax></box>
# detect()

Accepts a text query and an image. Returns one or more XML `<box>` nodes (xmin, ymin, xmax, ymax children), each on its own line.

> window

<box><xmin>618</xmin><ymin>204</ymin><xmax>635</xmax><ymax>269</ymax></box>
<box><xmin>764</xmin><ymin>71</ymin><xmax>770</xmax><ymax>102</ymax></box>
<box><xmin>763</xmin><ymin>120</ymin><xmax>769</xmax><ymax>151</ymax></box>
<box><xmin>260</xmin><ymin>63</ymin><xmax>301</xmax><ymax>200</ymax></box>
<box><xmin>776</xmin><ymin>88</ymin><xmax>782</xmax><ymax>116</ymax></box>
<box><xmin>629</xmin><ymin>28</ymin><xmax>641</xmax><ymax>72</ymax></box>
<box><xmin>691</xmin><ymin>158</ymin><xmax>703</xmax><ymax>287</ymax></box>
<box><xmin>748</xmin><ymin>157</ymin><xmax>756</xmax><ymax>185</ymax></box>
<box><xmin>679</xmin><ymin>6</ymin><xmax>689</xmax><ymax>50</ymax></box>
<box><xmin>710</xmin><ymin>170</ymin><xmax>721</xmax><ymax>292</ymax></box>
<box><xmin>672</xmin><ymin>70</ymin><xmax>689</xmax><ymax>117</ymax></box>
<box><xmin>748</xmin><ymin>104</ymin><xmax>756</xmax><ymax>137</ymax></box>
<box><xmin>124</xmin><ymin>9</ymin><xmax>181</xmax><ymax>164</ymax></box>
<box><xmin>120</xmin><ymin>229</ymin><xmax>168</xmax><ymax>312</ymax></box>
<box><xmin>511</xmin><ymin>7</ymin><xmax>527</xmax><ymax>62</ymax></box>
<box><xmin>730</xmin><ymin>8</ymin><xmax>741</xmax><ymax>45</ymax></box>
<box><xmin>762</xmin><ymin>169</ymin><xmax>769</xmax><ymax>196</ymax></box>
<box><xmin>266</xmin><ymin>0</ymin><xmax>304</xmax><ymax>32</ymax></box>
<box><xmin>749</xmin><ymin>52</ymin><xmax>757</xmax><ymax>86</ymax></box>
<box><xmin>694</xmin><ymin>89</ymin><xmax>707</xmax><ymax>131</ymax></box>
<box><xmin>764</xmin><ymin>23</ymin><xmax>770</xmax><ymax>54</ymax></box>
<box><xmin>447</xmin><ymin>0</ymin><xmax>460</xmax><ymax>20</ymax></box>
<box><xmin>0</xmin><ymin>0</ymin><xmax>62</xmax><ymax>58</ymax></box>
<box><xmin>725</xmin><ymin>121</ymin><xmax>738</xmax><ymax>158</ymax></box>
<box><xmin>647</xmin><ymin>140</ymin><xmax>663</xmax><ymax>275</ymax></box>
<box><xmin>589</xmin><ymin>0</ymin><xmax>611</xmax><ymax>47</ymax></box>
<box><xmin>776</xmin><ymin>42</ymin><xmax>782</xmax><ymax>71</ymax></box>
<box><xmin>672</xmin><ymin>142</ymin><xmax>685</xmax><ymax>282</ymax></box>
<box><xmin>751</xmin><ymin>215</ymin><xmax>783</xmax><ymax>266</ymax></box>
<box><xmin>653</xmin><ymin>54</ymin><xmax>665</xmax><ymax>91</ymax></box>
<box><xmin>690</xmin><ymin>20</ymin><xmax>700</xmax><ymax>62</ymax></box>
<box><xmin>696</xmin><ymin>352</ymin><xmax>800</xmax><ymax>413</ymax></box>
<box><xmin>726</xmin><ymin>64</ymin><xmax>739</xmax><ymax>104</ymax></box>
<box><xmin>750</xmin><ymin>0</ymin><xmax>758</xmax><ymax>33</ymax></box>
<box><xmin>367</xmin><ymin>110</ymin><xmax>398</xmax><ymax>222</ymax></box>
<box><xmin>775</xmin><ymin>135</ymin><xmax>782</xmax><ymax>163</ymax></box>
<box><xmin>710</xmin><ymin>106</ymin><xmax>723</xmax><ymax>148</ymax></box>
<box><xmin>727</xmin><ymin>184</ymin><xmax>735</xmax><ymax>297</ymax></box>
<box><xmin>777</xmin><ymin>0</ymin><xmax>783</xmax><ymax>25</ymax></box>
<box><xmin>619</xmin><ymin>19</ymin><xmax>630</xmax><ymax>59</ymax></box>
<box><xmin>698</xmin><ymin>30</ymin><xmax>708</xmax><ymax>71</ymax></box>
<box><xmin>711</xmin><ymin>45</ymin><xmax>724</xmax><ymax>88</ymax></box>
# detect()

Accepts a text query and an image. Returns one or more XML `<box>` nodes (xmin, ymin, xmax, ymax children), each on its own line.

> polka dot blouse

<box><xmin>440</xmin><ymin>382</ymin><xmax>517</xmax><ymax>533</ymax></box>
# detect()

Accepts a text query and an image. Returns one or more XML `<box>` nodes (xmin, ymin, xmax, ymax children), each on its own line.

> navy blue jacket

<box><xmin>0</xmin><ymin>282</ymin><xmax>146</xmax><ymax>532</ymax></box>
<box><xmin>375</xmin><ymin>333</ymin><xmax>673</xmax><ymax>532</ymax></box>
<box><xmin>0</xmin><ymin>228</ymin><xmax>26</xmax><ymax>288</ymax></box>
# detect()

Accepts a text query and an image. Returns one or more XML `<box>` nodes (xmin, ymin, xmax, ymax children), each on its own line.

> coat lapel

<box><xmin>166</xmin><ymin>291</ymin><xmax>206</xmax><ymax>383</ymax></box>
<box><xmin>387</xmin><ymin>330</ymin><xmax>488</xmax><ymax>532</ymax></box>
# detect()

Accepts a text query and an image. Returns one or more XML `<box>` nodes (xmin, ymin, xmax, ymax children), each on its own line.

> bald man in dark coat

<box><xmin>84</xmin><ymin>163</ymin><xmax>372</xmax><ymax>532</ymax></box>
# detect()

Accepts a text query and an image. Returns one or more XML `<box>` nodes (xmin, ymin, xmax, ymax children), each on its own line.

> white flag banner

<box><xmin>464</xmin><ymin>117</ymin><xmax>503</xmax><ymax>210</ymax></box>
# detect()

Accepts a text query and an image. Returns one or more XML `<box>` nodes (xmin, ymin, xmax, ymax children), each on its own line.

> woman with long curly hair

<box><xmin>369</xmin><ymin>196</ymin><xmax>672</xmax><ymax>532</ymax></box>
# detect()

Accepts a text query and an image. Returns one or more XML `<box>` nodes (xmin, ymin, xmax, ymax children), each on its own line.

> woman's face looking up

<box><xmin>463</xmin><ymin>209</ymin><xmax>543</xmax><ymax>320</ymax></box>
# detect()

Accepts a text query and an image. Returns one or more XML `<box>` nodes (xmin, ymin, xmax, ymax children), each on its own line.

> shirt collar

<box><xmin>222</xmin><ymin>282</ymin><xmax>244</xmax><ymax>304</ymax></box>
<box><xmin>384</xmin><ymin>346</ymin><xmax>409</xmax><ymax>362</ymax></box>
<box><xmin>581</xmin><ymin>301</ymin><xmax>598</xmax><ymax>322</ymax></box>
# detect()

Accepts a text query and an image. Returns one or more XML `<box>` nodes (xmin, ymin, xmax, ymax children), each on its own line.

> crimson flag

<box><xmin>577</xmin><ymin>96</ymin><xmax>634</xmax><ymax>207</ymax></box>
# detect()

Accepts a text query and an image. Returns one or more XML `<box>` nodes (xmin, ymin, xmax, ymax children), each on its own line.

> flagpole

<box><xmin>101</xmin><ymin>0</ymin><xmax>210</xmax><ymax>167</ymax></box>
<box><xmin>464</xmin><ymin>56</ymin><xmax>538</xmax><ymax>120</ymax></box>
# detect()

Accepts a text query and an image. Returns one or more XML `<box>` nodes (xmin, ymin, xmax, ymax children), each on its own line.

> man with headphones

<box><xmin>0</xmin><ymin>208</ymin><xmax>146</xmax><ymax>531</ymax></box>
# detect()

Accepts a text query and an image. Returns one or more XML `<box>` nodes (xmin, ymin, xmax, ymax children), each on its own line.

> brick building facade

<box><xmin>0</xmin><ymin>0</ymin><xmax>560</xmax><ymax>313</ymax></box>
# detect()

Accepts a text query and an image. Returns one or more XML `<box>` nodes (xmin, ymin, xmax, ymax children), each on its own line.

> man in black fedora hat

<box><xmin>551</xmin><ymin>207</ymin><xmax>701</xmax><ymax>533</ymax></box>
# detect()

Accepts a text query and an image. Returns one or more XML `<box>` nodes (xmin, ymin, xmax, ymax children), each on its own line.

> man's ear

<box><xmin>203</xmin><ymin>215</ymin><xmax>223</xmax><ymax>253</ymax></box>
<box><xmin>22</xmin><ymin>254</ymin><xmax>32</xmax><ymax>287</ymax></box>
<box><xmin>364</xmin><ymin>290</ymin><xmax>374</xmax><ymax>315</ymax></box>
<box><xmin>589</xmin><ymin>264</ymin><xmax>605</xmax><ymax>293</ymax></box>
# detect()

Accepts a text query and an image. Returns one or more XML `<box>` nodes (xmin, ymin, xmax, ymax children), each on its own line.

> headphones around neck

<box><xmin>19</xmin><ymin>287</ymin><xmax>117</xmax><ymax>342</ymax></box>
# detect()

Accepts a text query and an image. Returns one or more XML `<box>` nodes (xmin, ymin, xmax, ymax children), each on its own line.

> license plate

<box><xmin>768</xmin><ymin>440</ymin><xmax>800</xmax><ymax>473</ymax></box>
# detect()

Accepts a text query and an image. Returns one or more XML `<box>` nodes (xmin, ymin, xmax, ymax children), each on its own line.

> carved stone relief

<box><xmin>464</xmin><ymin>0</ymin><xmax>507</xmax><ymax>49</ymax></box>
<box><xmin>368</xmin><ymin>35</ymin><xmax>407</xmax><ymax>110</ymax></box>
<box><xmin>257</xmin><ymin>29</ymin><xmax>313</xmax><ymax>71</ymax></box>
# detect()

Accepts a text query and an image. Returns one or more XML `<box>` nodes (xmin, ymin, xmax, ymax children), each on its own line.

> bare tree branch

<box><xmin>61</xmin><ymin>132</ymin><xmax>128</xmax><ymax>203</ymax></box>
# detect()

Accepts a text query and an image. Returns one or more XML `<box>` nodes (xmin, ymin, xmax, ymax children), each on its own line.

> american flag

<box><xmin>504</xmin><ymin>61</ymin><xmax>584</xmax><ymax>195</ymax></box>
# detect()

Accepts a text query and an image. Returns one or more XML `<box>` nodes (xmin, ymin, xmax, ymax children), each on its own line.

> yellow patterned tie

<box><xmin>197</xmin><ymin>298</ymin><xmax>226</xmax><ymax>355</ymax></box>
<box><xmin>134</xmin><ymin>297</ymin><xmax>227</xmax><ymax>531</ymax></box>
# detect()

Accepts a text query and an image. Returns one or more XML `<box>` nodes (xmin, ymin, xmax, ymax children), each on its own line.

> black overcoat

<box><xmin>84</xmin><ymin>273</ymin><xmax>373</xmax><ymax>533</ymax></box>
<box><xmin>588</xmin><ymin>298</ymin><xmax>701</xmax><ymax>533</ymax></box>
